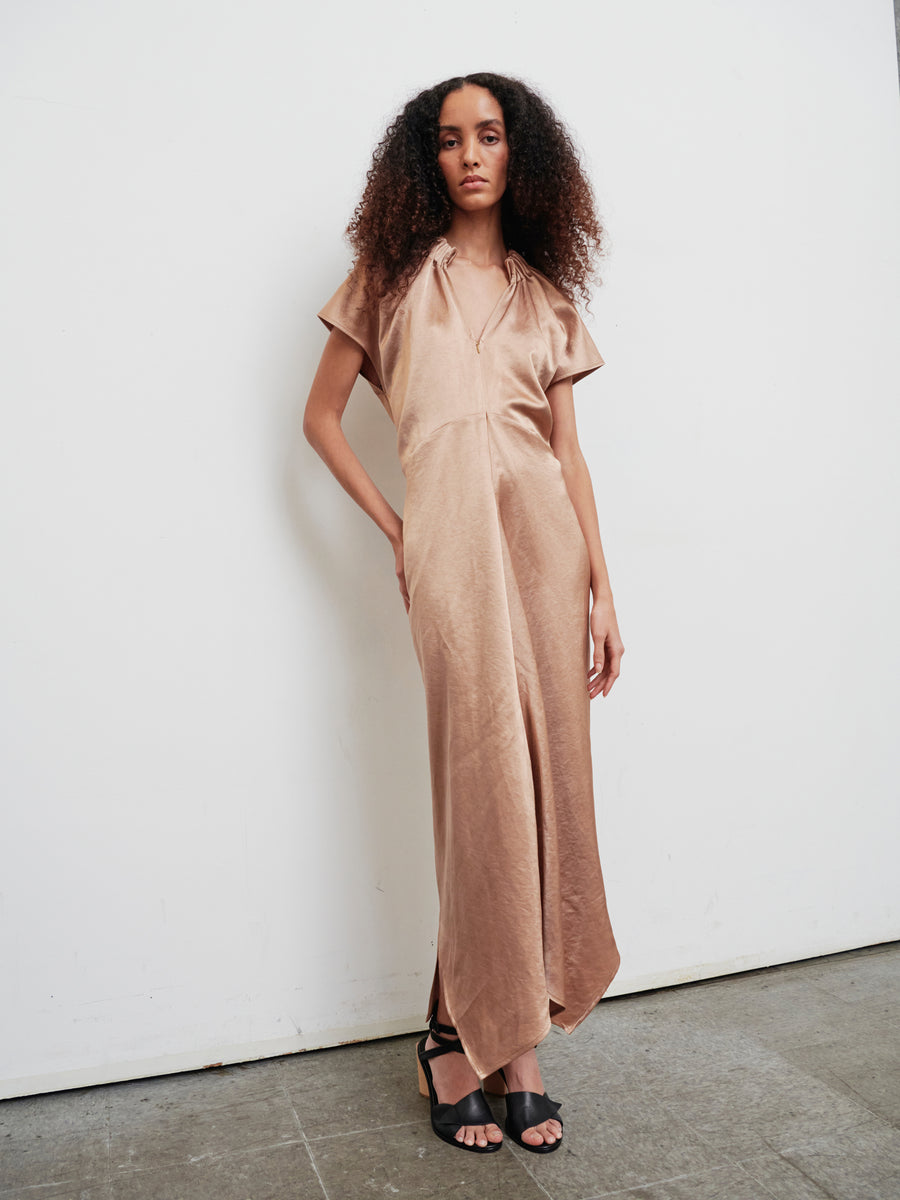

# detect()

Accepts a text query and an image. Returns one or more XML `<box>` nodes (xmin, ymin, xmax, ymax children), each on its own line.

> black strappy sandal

<box><xmin>416</xmin><ymin>1008</ymin><xmax>503</xmax><ymax>1153</ymax></box>
<box><xmin>484</xmin><ymin>1065</ymin><xmax>564</xmax><ymax>1154</ymax></box>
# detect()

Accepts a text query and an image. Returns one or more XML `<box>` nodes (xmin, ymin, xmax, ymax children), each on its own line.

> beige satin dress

<box><xmin>318</xmin><ymin>235</ymin><xmax>620</xmax><ymax>1078</ymax></box>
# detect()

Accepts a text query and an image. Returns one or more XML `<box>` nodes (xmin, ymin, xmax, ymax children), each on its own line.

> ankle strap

<box><xmin>427</xmin><ymin>1000</ymin><xmax>460</xmax><ymax>1040</ymax></box>
<box><xmin>426</xmin><ymin>1003</ymin><xmax>464</xmax><ymax>1054</ymax></box>
<box><xmin>429</xmin><ymin>1016</ymin><xmax>459</xmax><ymax>1043</ymax></box>
<box><xmin>420</xmin><ymin>1032</ymin><xmax>465</xmax><ymax>1064</ymax></box>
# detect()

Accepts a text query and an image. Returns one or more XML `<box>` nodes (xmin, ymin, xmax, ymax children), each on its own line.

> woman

<box><xmin>304</xmin><ymin>72</ymin><xmax>623</xmax><ymax>1156</ymax></box>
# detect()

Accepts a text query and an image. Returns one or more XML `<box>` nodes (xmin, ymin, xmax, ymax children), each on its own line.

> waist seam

<box><xmin>402</xmin><ymin>411</ymin><xmax>550</xmax><ymax>466</ymax></box>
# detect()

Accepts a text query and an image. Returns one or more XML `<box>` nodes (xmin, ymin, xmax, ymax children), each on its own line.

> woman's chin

<box><xmin>451</xmin><ymin>192</ymin><xmax>505</xmax><ymax>214</ymax></box>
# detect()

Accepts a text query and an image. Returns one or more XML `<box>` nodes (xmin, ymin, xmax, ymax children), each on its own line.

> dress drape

<box><xmin>318</xmin><ymin>236</ymin><xmax>620</xmax><ymax>1078</ymax></box>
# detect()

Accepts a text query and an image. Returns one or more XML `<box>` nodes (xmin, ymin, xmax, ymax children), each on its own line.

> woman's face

<box><xmin>437</xmin><ymin>84</ymin><xmax>509</xmax><ymax>212</ymax></box>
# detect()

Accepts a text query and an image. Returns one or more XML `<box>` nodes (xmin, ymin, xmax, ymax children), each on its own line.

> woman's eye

<box><xmin>440</xmin><ymin>134</ymin><xmax>501</xmax><ymax>150</ymax></box>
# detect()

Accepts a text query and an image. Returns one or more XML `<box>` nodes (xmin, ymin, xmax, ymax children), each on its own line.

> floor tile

<box><xmin>795</xmin><ymin>949</ymin><xmax>900</xmax><ymax>1019</ymax></box>
<box><xmin>660</xmin><ymin>971</ymin><xmax>868</xmax><ymax>1051</ymax></box>
<box><xmin>0</xmin><ymin>1185</ymin><xmax>113</xmax><ymax>1200</ymax></box>
<box><xmin>566</xmin><ymin>988</ymin><xmax>784</xmax><ymax>1084</ymax></box>
<box><xmin>504</xmin><ymin>1077</ymin><xmax>732</xmax><ymax>1200</ymax></box>
<box><xmin>106</xmin><ymin>1077</ymin><xmax>299</xmax><ymax>1174</ymax></box>
<box><xmin>278</xmin><ymin>1031</ymin><xmax>425</xmax><ymax>1137</ymax></box>
<box><xmin>648</xmin><ymin>1054</ymin><xmax>877</xmax><ymax>1158</ymax></box>
<box><xmin>779</xmin><ymin>1022</ymin><xmax>900</xmax><ymax>1127</ymax></box>
<box><xmin>585</xmin><ymin>1161</ymin><xmax>783</xmax><ymax>1199</ymax></box>
<box><xmin>0</xmin><ymin>1086</ymin><xmax>109</xmax><ymax>1192</ymax></box>
<box><xmin>308</xmin><ymin>1121</ymin><xmax>548</xmax><ymax>1199</ymax></box>
<box><xmin>108</xmin><ymin>1141</ymin><xmax>324</xmax><ymax>1199</ymax></box>
<box><xmin>738</xmin><ymin>1144</ymin><xmax>850</xmax><ymax>1199</ymax></box>
<box><xmin>777</xmin><ymin>1115</ymin><xmax>900</xmax><ymax>1200</ymax></box>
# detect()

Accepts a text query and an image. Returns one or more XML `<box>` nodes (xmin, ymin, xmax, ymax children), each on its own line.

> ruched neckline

<box><xmin>431</xmin><ymin>235</ymin><xmax>532</xmax><ymax>283</ymax></box>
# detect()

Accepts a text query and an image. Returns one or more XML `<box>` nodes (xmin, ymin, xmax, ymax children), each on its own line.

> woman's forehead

<box><xmin>438</xmin><ymin>85</ymin><xmax>504</xmax><ymax>125</ymax></box>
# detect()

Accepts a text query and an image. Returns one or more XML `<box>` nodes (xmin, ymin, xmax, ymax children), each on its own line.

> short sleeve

<box><xmin>546</xmin><ymin>290</ymin><xmax>605</xmax><ymax>387</ymax></box>
<box><xmin>317</xmin><ymin>270</ymin><xmax>386</xmax><ymax>402</ymax></box>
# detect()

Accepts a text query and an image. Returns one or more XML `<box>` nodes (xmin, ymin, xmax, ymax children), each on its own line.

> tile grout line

<box><xmin>281</xmin><ymin>1078</ymin><xmax>332</xmax><ymax>1200</ymax></box>
<box><xmin>305</xmin><ymin>1117</ymin><xmax>427</xmax><ymax>1142</ymax></box>
<box><xmin>0</xmin><ymin>1176</ymin><xmax>108</xmax><ymax>1196</ymax></box>
<box><xmin>807</xmin><ymin>1067</ymin><xmax>900</xmax><ymax>1130</ymax></box>
<box><xmin>503</xmin><ymin>1143</ymin><xmax>557</xmax><ymax>1200</ymax></box>
<box><xmin>579</xmin><ymin>1161</ymin><xmax>777</xmax><ymax>1199</ymax></box>
<box><xmin>742</xmin><ymin>1136</ymin><xmax>834</xmax><ymax>1200</ymax></box>
<box><xmin>733</xmin><ymin>1153</ymin><xmax>798</xmax><ymax>1200</ymax></box>
<box><xmin>93</xmin><ymin>1139</ymin><xmax>309</xmax><ymax>1178</ymax></box>
<box><xmin>568</xmin><ymin>1100</ymin><xmax>778</xmax><ymax>1200</ymax></box>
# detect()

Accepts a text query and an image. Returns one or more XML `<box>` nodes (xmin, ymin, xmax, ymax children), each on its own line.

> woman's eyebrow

<box><xmin>438</xmin><ymin>118</ymin><xmax>504</xmax><ymax>132</ymax></box>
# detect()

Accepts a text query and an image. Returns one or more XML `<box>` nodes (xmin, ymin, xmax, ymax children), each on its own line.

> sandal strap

<box><xmin>427</xmin><ymin>1005</ymin><xmax>464</xmax><ymax>1050</ymax></box>
<box><xmin>419</xmin><ymin>1035</ymin><xmax>464</xmax><ymax>1063</ymax></box>
<box><xmin>504</xmin><ymin>1090</ymin><xmax>562</xmax><ymax>1140</ymax></box>
<box><xmin>431</xmin><ymin>1088</ymin><xmax>497</xmax><ymax>1139</ymax></box>
<box><xmin>430</xmin><ymin>1016</ymin><xmax>459</xmax><ymax>1039</ymax></box>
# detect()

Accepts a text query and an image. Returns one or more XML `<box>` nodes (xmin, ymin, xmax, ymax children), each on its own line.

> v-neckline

<box><xmin>436</xmin><ymin>238</ymin><xmax>519</xmax><ymax>350</ymax></box>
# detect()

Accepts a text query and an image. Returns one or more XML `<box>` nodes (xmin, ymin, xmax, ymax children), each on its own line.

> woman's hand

<box><xmin>588</xmin><ymin>593</ymin><xmax>624</xmax><ymax>699</ymax></box>
<box><xmin>392</xmin><ymin>528</ymin><xmax>410</xmax><ymax>612</ymax></box>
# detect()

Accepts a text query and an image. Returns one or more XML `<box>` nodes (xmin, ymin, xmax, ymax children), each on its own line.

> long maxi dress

<box><xmin>317</xmin><ymin>235</ymin><xmax>620</xmax><ymax>1079</ymax></box>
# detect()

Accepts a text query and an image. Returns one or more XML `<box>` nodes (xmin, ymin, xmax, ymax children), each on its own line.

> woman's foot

<box><xmin>502</xmin><ymin>1049</ymin><xmax>562</xmax><ymax>1147</ymax></box>
<box><xmin>423</xmin><ymin>1031</ymin><xmax>504</xmax><ymax>1148</ymax></box>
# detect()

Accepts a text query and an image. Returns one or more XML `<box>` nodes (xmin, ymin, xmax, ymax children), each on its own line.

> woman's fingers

<box><xmin>588</xmin><ymin>636</ymin><xmax>624</xmax><ymax>698</ymax></box>
<box><xmin>393</xmin><ymin>541</ymin><xmax>410</xmax><ymax>611</ymax></box>
<box><xmin>605</xmin><ymin>641</ymin><xmax>623</xmax><ymax>688</ymax></box>
<box><xmin>589</xmin><ymin>597</ymin><xmax>623</xmax><ymax>698</ymax></box>
<box><xmin>397</xmin><ymin>569</ymin><xmax>410</xmax><ymax>611</ymax></box>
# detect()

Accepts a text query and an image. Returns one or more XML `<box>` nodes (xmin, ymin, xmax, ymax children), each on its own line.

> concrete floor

<box><xmin>2</xmin><ymin>943</ymin><xmax>899</xmax><ymax>1200</ymax></box>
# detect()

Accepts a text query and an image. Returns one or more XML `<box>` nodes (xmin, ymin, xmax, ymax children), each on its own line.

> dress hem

<box><xmin>426</xmin><ymin>946</ymin><xmax>622</xmax><ymax>1080</ymax></box>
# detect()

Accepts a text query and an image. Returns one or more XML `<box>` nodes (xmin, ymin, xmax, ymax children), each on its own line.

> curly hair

<box><xmin>345</xmin><ymin>72</ymin><xmax>606</xmax><ymax>309</ymax></box>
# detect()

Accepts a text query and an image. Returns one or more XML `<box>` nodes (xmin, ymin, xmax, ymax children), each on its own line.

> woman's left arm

<box><xmin>547</xmin><ymin>377</ymin><xmax>624</xmax><ymax>699</ymax></box>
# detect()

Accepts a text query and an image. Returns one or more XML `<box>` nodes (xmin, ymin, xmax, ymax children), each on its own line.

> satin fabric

<box><xmin>318</xmin><ymin>235</ymin><xmax>620</xmax><ymax>1078</ymax></box>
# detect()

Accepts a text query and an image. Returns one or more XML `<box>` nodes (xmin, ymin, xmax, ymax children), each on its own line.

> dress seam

<box><xmin>404</xmin><ymin>412</ymin><xmax>551</xmax><ymax>465</ymax></box>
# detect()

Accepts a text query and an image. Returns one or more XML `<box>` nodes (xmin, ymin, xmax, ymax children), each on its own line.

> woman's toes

<box><xmin>523</xmin><ymin>1120</ymin><xmax>561</xmax><ymax>1145</ymax></box>
<box><xmin>455</xmin><ymin>1123</ymin><xmax>502</xmax><ymax>1147</ymax></box>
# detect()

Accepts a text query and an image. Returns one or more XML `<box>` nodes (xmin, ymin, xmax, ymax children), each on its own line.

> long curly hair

<box><xmin>345</xmin><ymin>72</ymin><xmax>606</xmax><ymax>309</ymax></box>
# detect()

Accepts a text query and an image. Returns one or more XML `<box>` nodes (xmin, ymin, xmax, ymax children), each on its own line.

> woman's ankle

<box><xmin>502</xmin><ymin>1048</ymin><xmax>543</xmax><ymax>1092</ymax></box>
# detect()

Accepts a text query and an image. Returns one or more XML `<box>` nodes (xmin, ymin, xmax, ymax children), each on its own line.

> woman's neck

<box><xmin>443</xmin><ymin>210</ymin><xmax>507</xmax><ymax>268</ymax></box>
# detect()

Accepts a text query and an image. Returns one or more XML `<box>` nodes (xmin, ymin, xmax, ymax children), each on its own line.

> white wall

<box><xmin>1</xmin><ymin>0</ymin><xmax>899</xmax><ymax>1099</ymax></box>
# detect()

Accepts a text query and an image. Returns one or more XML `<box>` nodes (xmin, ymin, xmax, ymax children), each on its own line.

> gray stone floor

<box><xmin>2</xmin><ymin>943</ymin><xmax>899</xmax><ymax>1199</ymax></box>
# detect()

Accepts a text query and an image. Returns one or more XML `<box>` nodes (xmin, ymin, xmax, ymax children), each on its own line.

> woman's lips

<box><xmin>462</xmin><ymin>178</ymin><xmax>487</xmax><ymax>189</ymax></box>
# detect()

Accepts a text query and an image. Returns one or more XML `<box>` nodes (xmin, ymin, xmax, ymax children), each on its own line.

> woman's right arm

<box><xmin>303</xmin><ymin>327</ymin><xmax>409</xmax><ymax>610</ymax></box>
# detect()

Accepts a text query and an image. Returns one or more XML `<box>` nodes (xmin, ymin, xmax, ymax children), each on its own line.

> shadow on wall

<box><xmin>281</xmin><ymin>298</ymin><xmax>437</xmax><ymax>1033</ymax></box>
